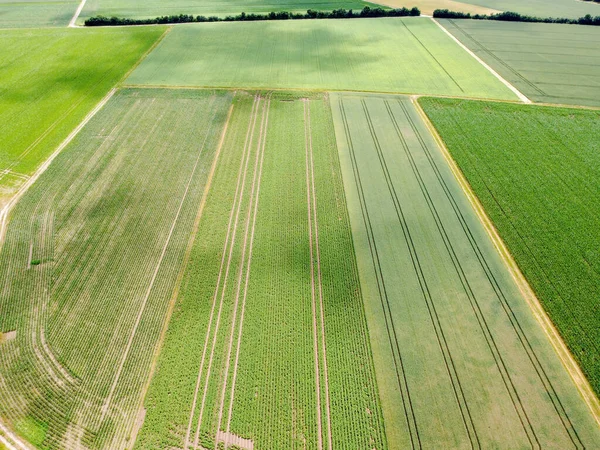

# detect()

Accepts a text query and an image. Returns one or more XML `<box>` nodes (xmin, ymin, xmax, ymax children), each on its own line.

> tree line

<box><xmin>85</xmin><ymin>6</ymin><xmax>420</xmax><ymax>26</ymax></box>
<box><xmin>433</xmin><ymin>9</ymin><xmax>600</xmax><ymax>26</ymax></box>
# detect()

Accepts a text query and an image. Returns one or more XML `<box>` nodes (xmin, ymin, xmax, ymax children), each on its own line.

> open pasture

<box><xmin>439</xmin><ymin>19</ymin><xmax>600</xmax><ymax>106</ymax></box>
<box><xmin>0</xmin><ymin>0</ymin><xmax>77</xmax><ymax>28</ymax></box>
<box><xmin>135</xmin><ymin>90</ymin><xmax>386</xmax><ymax>450</ymax></box>
<box><xmin>79</xmin><ymin>0</ymin><xmax>376</xmax><ymax>23</ymax></box>
<box><xmin>420</xmin><ymin>97</ymin><xmax>600</xmax><ymax>399</ymax></box>
<box><xmin>0</xmin><ymin>88</ymin><xmax>232</xmax><ymax>449</ymax></box>
<box><xmin>331</xmin><ymin>92</ymin><xmax>600</xmax><ymax>449</ymax></box>
<box><xmin>0</xmin><ymin>26</ymin><xmax>165</xmax><ymax>206</ymax></box>
<box><xmin>126</xmin><ymin>18</ymin><xmax>517</xmax><ymax>101</ymax></box>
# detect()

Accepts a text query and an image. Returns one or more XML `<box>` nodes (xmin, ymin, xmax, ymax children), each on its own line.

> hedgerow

<box><xmin>433</xmin><ymin>8</ymin><xmax>600</xmax><ymax>26</ymax></box>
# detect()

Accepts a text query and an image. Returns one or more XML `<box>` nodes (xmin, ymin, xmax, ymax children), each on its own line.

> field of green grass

<box><xmin>420</xmin><ymin>97</ymin><xmax>600</xmax><ymax>398</ymax></box>
<box><xmin>0</xmin><ymin>88</ymin><xmax>232</xmax><ymax>449</ymax></box>
<box><xmin>126</xmin><ymin>18</ymin><xmax>517</xmax><ymax>100</ymax></box>
<box><xmin>459</xmin><ymin>0</ymin><xmax>600</xmax><ymax>19</ymax></box>
<box><xmin>136</xmin><ymin>90</ymin><xmax>386</xmax><ymax>450</ymax></box>
<box><xmin>79</xmin><ymin>0</ymin><xmax>378</xmax><ymax>22</ymax></box>
<box><xmin>439</xmin><ymin>19</ymin><xmax>600</xmax><ymax>106</ymax></box>
<box><xmin>0</xmin><ymin>26</ymin><xmax>165</xmax><ymax>206</ymax></box>
<box><xmin>331</xmin><ymin>92</ymin><xmax>600</xmax><ymax>449</ymax></box>
<box><xmin>0</xmin><ymin>0</ymin><xmax>78</xmax><ymax>28</ymax></box>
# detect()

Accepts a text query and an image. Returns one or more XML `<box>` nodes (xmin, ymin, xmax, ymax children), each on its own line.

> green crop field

<box><xmin>457</xmin><ymin>0</ymin><xmax>600</xmax><ymax>19</ymax></box>
<box><xmin>331</xmin><ymin>92</ymin><xmax>600</xmax><ymax>449</ymax></box>
<box><xmin>439</xmin><ymin>19</ymin><xmax>600</xmax><ymax>106</ymax></box>
<box><xmin>126</xmin><ymin>18</ymin><xmax>517</xmax><ymax>100</ymax></box>
<box><xmin>79</xmin><ymin>0</ymin><xmax>378</xmax><ymax>23</ymax></box>
<box><xmin>0</xmin><ymin>0</ymin><xmax>78</xmax><ymax>28</ymax></box>
<box><xmin>420</xmin><ymin>96</ymin><xmax>600</xmax><ymax>398</ymax></box>
<box><xmin>0</xmin><ymin>88</ymin><xmax>232</xmax><ymax>449</ymax></box>
<box><xmin>0</xmin><ymin>27</ymin><xmax>165</xmax><ymax>206</ymax></box>
<box><xmin>135</xmin><ymin>90</ymin><xmax>385</xmax><ymax>450</ymax></box>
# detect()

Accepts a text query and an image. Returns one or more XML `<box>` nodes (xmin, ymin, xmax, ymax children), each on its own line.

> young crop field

<box><xmin>126</xmin><ymin>18</ymin><xmax>517</xmax><ymax>101</ymax></box>
<box><xmin>0</xmin><ymin>88</ymin><xmax>232</xmax><ymax>449</ymax></box>
<box><xmin>419</xmin><ymin>96</ymin><xmax>600</xmax><ymax>400</ymax></box>
<box><xmin>439</xmin><ymin>19</ymin><xmax>600</xmax><ymax>106</ymax></box>
<box><xmin>78</xmin><ymin>0</ymin><xmax>376</xmax><ymax>23</ymax></box>
<box><xmin>331</xmin><ymin>92</ymin><xmax>600</xmax><ymax>449</ymax></box>
<box><xmin>135</xmin><ymin>90</ymin><xmax>386</xmax><ymax>450</ymax></box>
<box><xmin>0</xmin><ymin>0</ymin><xmax>78</xmax><ymax>28</ymax></box>
<box><xmin>0</xmin><ymin>26</ymin><xmax>165</xmax><ymax>207</ymax></box>
<box><xmin>452</xmin><ymin>0</ymin><xmax>600</xmax><ymax>19</ymax></box>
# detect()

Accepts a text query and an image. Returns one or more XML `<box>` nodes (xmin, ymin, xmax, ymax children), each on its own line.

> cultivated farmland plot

<box><xmin>126</xmin><ymin>18</ymin><xmax>517</xmax><ymax>101</ymax></box>
<box><xmin>331</xmin><ymin>92</ymin><xmax>600</xmax><ymax>449</ymax></box>
<box><xmin>0</xmin><ymin>88</ymin><xmax>232</xmax><ymax>449</ymax></box>
<box><xmin>420</xmin><ymin>97</ymin><xmax>600</xmax><ymax>402</ymax></box>
<box><xmin>78</xmin><ymin>0</ymin><xmax>376</xmax><ymax>23</ymax></box>
<box><xmin>452</xmin><ymin>0</ymin><xmax>600</xmax><ymax>19</ymax></box>
<box><xmin>0</xmin><ymin>27</ymin><xmax>165</xmax><ymax>207</ymax></box>
<box><xmin>439</xmin><ymin>19</ymin><xmax>600</xmax><ymax>107</ymax></box>
<box><xmin>0</xmin><ymin>0</ymin><xmax>78</xmax><ymax>28</ymax></box>
<box><xmin>136</xmin><ymin>90</ymin><xmax>386</xmax><ymax>450</ymax></box>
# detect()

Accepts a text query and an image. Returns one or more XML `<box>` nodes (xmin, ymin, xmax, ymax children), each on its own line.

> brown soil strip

<box><xmin>216</xmin><ymin>430</ymin><xmax>254</xmax><ymax>450</ymax></box>
<box><xmin>412</xmin><ymin>97</ymin><xmax>600</xmax><ymax>427</ymax></box>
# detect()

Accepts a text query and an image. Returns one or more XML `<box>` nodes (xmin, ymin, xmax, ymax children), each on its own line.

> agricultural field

<box><xmin>135</xmin><ymin>90</ymin><xmax>385</xmax><ymax>450</ymax></box>
<box><xmin>439</xmin><ymin>19</ymin><xmax>600</xmax><ymax>106</ymax></box>
<box><xmin>331</xmin><ymin>92</ymin><xmax>600</xmax><ymax>448</ymax></box>
<box><xmin>377</xmin><ymin>0</ymin><xmax>497</xmax><ymax>15</ymax></box>
<box><xmin>0</xmin><ymin>26</ymin><xmax>165</xmax><ymax>207</ymax></box>
<box><xmin>456</xmin><ymin>0</ymin><xmax>600</xmax><ymax>19</ymax></box>
<box><xmin>0</xmin><ymin>88</ymin><xmax>232</xmax><ymax>449</ymax></box>
<box><xmin>419</xmin><ymin>97</ymin><xmax>600</xmax><ymax>398</ymax></box>
<box><xmin>78</xmin><ymin>0</ymin><xmax>376</xmax><ymax>23</ymax></box>
<box><xmin>126</xmin><ymin>18</ymin><xmax>517</xmax><ymax>101</ymax></box>
<box><xmin>0</xmin><ymin>0</ymin><xmax>78</xmax><ymax>28</ymax></box>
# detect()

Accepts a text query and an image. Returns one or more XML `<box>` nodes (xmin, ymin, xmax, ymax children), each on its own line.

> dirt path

<box><xmin>69</xmin><ymin>0</ymin><xmax>88</xmax><ymax>27</ymax></box>
<box><xmin>186</xmin><ymin>95</ymin><xmax>260</xmax><ymax>449</ymax></box>
<box><xmin>0</xmin><ymin>421</ymin><xmax>33</xmax><ymax>450</ymax></box>
<box><xmin>430</xmin><ymin>18</ymin><xmax>531</xmax><ymax>104</ymax></box>
<box><xmin>412</xmin><ymin>97</ymin><xmax>600</xmax><ymax>428</ymax></box>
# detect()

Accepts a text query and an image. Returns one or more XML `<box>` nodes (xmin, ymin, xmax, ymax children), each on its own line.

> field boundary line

<box><xmin>430</xmin><ymin>18</ymin><xmax>531</xmax><ymax>104</ymax></box>
<box><xmin>129</xmin><ymin>100</ymin><xmax>235</xmax><ymax>449</ymax></box>
<box><xmin>118</xmin><ymin>27</ymin><xmax>172</xmax><ymax>85</ymax></box>
<box><xmin>68</xmin><ymin>0</ymin><xmax>88</xmax><ymax>27</ymax></box>
<box><xmin>412</xmin><ymin>97</ymin><xmax>600</xmax><ymax>427</ymax></box>
<box><xmin>0</xmin><ymin>88</ymin><xmax>115</xmax><ymax>250</ymax></box>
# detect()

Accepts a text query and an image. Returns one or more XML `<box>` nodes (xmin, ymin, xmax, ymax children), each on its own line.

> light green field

<box><xmin>0</xmin><ymin>88</ymin><xmax>232</xmax><ymax>449</ymax></box>
<box><xmin>127</xmin><ymin>18</ymin><xmax>517</xmax><ymax>100</ymax></box>
<box><xmin>79</xmin><ymin>0</ymin><xmax>378</xmax><ymax>23</ymax></box>
<box><xmin>136</xmin><ymin>90</ymin><xmax>386</xmax><ymax>450</ymax></box>
<box><xmin>331</xmin><ymin>92</ymin><xmax>600</xmax><ymax>449</ymax></box>
<box><xmin>459</xmin><ymin>0</ymin><xmax>600</xmax><ymax>19</ymax></box>
<box><xmin>0</xmin><ymin>27</ymin><xmax>165</xmax><ymax>205</ymax></box>
<box><xmin>440</xmin><ymin>19</ymin><xmax>600</xmax><ymax>106</ymax></box>
<box><xmin>0</xmin><ymin>0</ymin><xmax>78</xmax><ymax>28</ymax></box>
<box><xmin>420</xmin><ymin>97</ymin><xmax>600</xmax><ymax>399</ymax></box>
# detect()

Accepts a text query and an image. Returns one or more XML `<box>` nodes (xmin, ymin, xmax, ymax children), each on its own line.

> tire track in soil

<box><xmin>188</xmin><ymin>94</ymin><xmax>261</xmax><ymax>450</ymax></box>
<box><xmin>216</xmin><ymin>94</ymin><xmax>271</xmax><ymax>450</ymax></box>
<box><xmin>337</xmin><ymin>97</ymin><xmax>421</xmax><ymax>450</ymax></box>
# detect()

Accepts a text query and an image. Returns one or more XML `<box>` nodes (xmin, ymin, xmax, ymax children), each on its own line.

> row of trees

<box><xmin>433</xmin><ymin>9</ymin><xmax>600</xmax><ymax>26</ymax></box>
<box><xmin>85</xmin><ymin>6</ymin><xmax>420</xmax><ymax>26</ymax></box>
